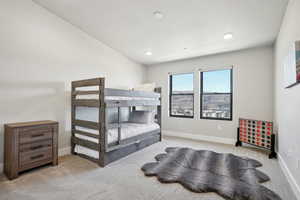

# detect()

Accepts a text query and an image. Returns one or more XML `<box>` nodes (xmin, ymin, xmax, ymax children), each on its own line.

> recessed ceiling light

<box><xmin>153</xmin><ymin>11</ymin><xmax>164</xmax><ymax>20</ymax></box>
<box><xmin>145</xmin><ymin>51</ymin><xmax>152</xmax><ymax>56</ymax></box>
<box><xmin>224</xmin><ymin>33</ymin><xmax>233</xmax><ymax>40</ymax></box>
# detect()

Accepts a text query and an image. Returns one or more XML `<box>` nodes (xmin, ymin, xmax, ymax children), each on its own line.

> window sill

<box><xmin>169</xmin><ymin>115</ymin><xmax>194</xmax><ymax>119</ymax></box>
<box><xmin>200</xmin><ymin>117</ymin><xmax>232</xmax><ymax>121</ymax></box>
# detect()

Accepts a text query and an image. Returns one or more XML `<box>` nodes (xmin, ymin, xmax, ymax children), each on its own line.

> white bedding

<box><xmin>75</xmin><ymin>145</ymin><xmax>99</xmax><ymax>159</ymax></box>
<box><xmin>74</xmin><ymin>123</ymin><xmax>160</xmax><ymax>159</ymax></box>
<box><xmin>76</xmin><ymin>95</ymin><xmax>156</xmax><ymax>100</ymax></box>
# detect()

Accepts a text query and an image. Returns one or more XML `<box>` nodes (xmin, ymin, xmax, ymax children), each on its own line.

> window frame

<box><xmin>169</xmin><ymin>73</ymin><xmax>194</xmax><ymax>118</ymax></box>
<box><xmin>200</xmin><ymin>68</ymin><xmax>233</xmax><ymax>121</ymax></box>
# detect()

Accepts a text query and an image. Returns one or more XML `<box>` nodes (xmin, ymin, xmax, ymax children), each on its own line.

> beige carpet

<box><xmin>0</xmin><ymin>136</ymin><xmax>296</xmax><ymax>200</ymax></box>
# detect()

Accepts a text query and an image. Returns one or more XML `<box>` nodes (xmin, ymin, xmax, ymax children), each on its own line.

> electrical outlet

<box><xmin>287</xmin><ymin>149</ymin><xmax>293</xmax><ymax>157</ymax></box>
<box><xmin>217</xmin><ymin>125</ymin><xmax>222</xmax><ymax>131</ymax></box>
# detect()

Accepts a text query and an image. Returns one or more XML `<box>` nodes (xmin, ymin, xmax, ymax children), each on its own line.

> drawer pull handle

<box><xmin>30</xmin><ymin>145</ymin><xmax>43</xmax><ymax>150</ymax></box>
<box><xmin>31</xmin><ymin>134</ymin><xmax>44</xmax><ymax>138</ymax></box>
<box><xmin>30</xmin><ymin>154</ymin><xmax>44</xmax><ymax>160</ymax></box>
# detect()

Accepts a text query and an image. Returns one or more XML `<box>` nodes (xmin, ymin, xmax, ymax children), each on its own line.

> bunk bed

<box><xmin>71</xmin><ymin>78</ymin><xmax>162</xmax><ymax>167</ymax></box>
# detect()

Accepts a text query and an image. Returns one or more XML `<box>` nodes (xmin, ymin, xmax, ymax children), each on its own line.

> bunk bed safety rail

<box><xmin>105</xmin><ymin>99</ymin><xmax>160</xmax><ymax>107</ymax></box>
<box><xmin>105</xmin><ymin>88</ymin><xmax>160</xmax><ymax>98</ymax></box>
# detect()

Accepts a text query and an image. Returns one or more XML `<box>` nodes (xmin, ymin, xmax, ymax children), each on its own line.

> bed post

<box><xmin>117</xmin><ymin>107</ymin><xmax>121</xmax><ymax>144</ymax></box>
<box><xmin>99</xmin><ymin>78</ymin><xmax>106</xmax><ymax>167</ymax></box>
<box><xmin>71</xmin><ymin>84</ymin><xmax>76</xmax><ymax>154</ymax></box>
<box><xmin>155</xmin><ymin>87</ymin><xmax>162</xmax><ymax>141</ymax></box>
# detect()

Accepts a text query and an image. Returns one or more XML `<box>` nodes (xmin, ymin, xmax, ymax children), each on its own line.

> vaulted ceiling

<box><xmin>34</xmin><ymin>0</ymin><xmax>288</xmax><ymax>65</ymax></box>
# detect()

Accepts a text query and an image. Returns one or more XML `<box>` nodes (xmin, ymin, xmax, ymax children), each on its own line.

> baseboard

<box><xmin>58</xmin><ymin>146</ymin><xmax>71</xmax><ymax>157</ymax></box>
<box><xmin>163</xmin><ymin>130</ymin><xmax>235</xmax><ymax>145</ymax></box>
<box><xmin>278</xmin><ymin>153</ymin><xmax>300</xmax><ymax>200</ymax></box>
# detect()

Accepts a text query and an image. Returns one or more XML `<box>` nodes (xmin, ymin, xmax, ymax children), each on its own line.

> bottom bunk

<box><xmin>75</xmin><ymin>133</ymin><xmax>160</xmax><ymax>165</ymax></box>
<box><xmin>72</xmin><ymin>122</ymin><xmax>161</xmax><ymax>166</ymax></box>
<box><xmin>74</xmin><ymin>122</ymin><xmax>160</xmax><ymax>147</ymax></box>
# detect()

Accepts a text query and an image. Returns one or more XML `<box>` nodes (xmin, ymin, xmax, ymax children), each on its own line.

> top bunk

<box><xmin>71</xmin><ymin>78</ymin><xmax>161</xmax><ymax>108</ymax></box>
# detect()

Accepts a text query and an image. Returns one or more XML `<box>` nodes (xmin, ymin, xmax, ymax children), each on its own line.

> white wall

<box><xmin>0</xmin><ymin>0</ymin><xmax>146</xmax><ymax>164</ymax></box>
<box><xmin>147</xmin><ymin>46</ymin><xmax>274</xmax><ymax>141</ymax></box>
<box><xmin>274</xmin><ymin>0</ymin><xmax>300</xmax><ymax>195</ymax></box>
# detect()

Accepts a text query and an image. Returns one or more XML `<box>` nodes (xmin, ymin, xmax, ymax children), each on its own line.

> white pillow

<box><xmin>128</xmin><ymin>110</ymin><xmax>154</xmax><ymax>124</ymax></box>
<box><xmin>133</xmin><ymin>83</ymin><xmax>156</xmax><ymax>92</ymax></box>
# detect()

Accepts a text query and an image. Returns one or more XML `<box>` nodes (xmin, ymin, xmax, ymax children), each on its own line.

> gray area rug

<box><xmin>141</xmin><ymin>147</ymin><xmax>281</xmax><ymax>200</ymax></box>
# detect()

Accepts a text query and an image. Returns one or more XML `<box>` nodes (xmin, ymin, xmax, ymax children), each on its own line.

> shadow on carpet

<box><xmin>141</xmin><ymin>147</ymin><xmax>281</xmax><ymax>200</ymax></box>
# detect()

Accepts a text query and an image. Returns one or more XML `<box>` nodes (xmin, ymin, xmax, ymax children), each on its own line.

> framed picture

<box><xmin>284</xmin><ymin>40</ymin><xmax>300</xmax><ymax>88</ymax></box>
<box><xmin>296</xmin><ymin>41</ymin><xmax>300</xmax><ymax>82</ymax></box>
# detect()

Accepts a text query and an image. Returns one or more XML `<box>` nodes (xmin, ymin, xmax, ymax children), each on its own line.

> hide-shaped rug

<box><xmin>141</xmin><ymin>147</ymin><xmax>281</xmax><ymax>200</ymax></box>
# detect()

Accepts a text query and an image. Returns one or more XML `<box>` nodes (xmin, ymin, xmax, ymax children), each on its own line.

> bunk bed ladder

<box><xmin>71</xmin><ymin>78</ymin><xmax>105</xmax><ymax>166</ymax></box>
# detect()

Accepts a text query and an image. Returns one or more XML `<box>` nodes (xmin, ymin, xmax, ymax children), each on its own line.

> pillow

<box><xmin>128</xmin><ymin>110</ymin><xmax>155</xmax><ymax>124</ymax></box>
<box><xmin>133</xmin><ymin>83</ymin><xmax>156</xmax><ymax>92</ymax></box>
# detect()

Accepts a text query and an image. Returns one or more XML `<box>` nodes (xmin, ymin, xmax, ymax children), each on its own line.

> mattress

<box><xmin>74</xmin><ymin>86</ymin><xmax>157</xmax><ymax>100</ymax></box>
<box><xmin>76</xmin><ymin>95</ymin><xmax>156</xmax><ymax>100</ymax></box>
<box><xmin>74</xmin><ymin>123</ymin><xmax>160</xmax><ymax>159</ymax></box>
<box><xmin>75</xmin><ymin>145</ymin><xmax>99</xmax><ymax>159</ymax></box>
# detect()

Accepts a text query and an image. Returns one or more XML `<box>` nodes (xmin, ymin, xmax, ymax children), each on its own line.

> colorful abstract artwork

<box><xmin>284</xmin><ymin>41</ymin><xmax>300</xmax><ymax>88</ymax></box>
<box><xmin>296</xmin><ymin>41</ymin><xmax>300</xmax><ymax>82</ymax></box>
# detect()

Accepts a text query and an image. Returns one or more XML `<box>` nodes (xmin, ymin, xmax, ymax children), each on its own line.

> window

<box><xmin>200</xmin><ymin>69</ymin><xmax>232</xmax><ymax>120</ymax></box>
<box><xmin>169</xmin><ymin>73</ymin><xmax>194</xmax><ymax>118</ymax></box>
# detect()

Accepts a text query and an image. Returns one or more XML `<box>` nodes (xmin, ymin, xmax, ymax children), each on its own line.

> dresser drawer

<box><xmin>19</xmin><ymin>127</ymin><xmax>53</xmax><ymax>144</ymax></box>
<box><xmin>20</xmin><ymin>148</ymin><xmax>52</xmax><ymax>167</ymax></box>
<box><xmin>4</xmin><ymin>121</ymin><xmax>58</xmax><ymax>180</ymax></box>
<box><xmin>20</xmin><ymin>140</ymin><xmax>52</xmax><ymax>153</ymax></box>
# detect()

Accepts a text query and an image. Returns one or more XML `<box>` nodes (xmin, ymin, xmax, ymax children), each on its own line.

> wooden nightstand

<box><xmin>4</xmin><ymin>120</ymin><xmax>58</xmax><ymax>180</ymax></box>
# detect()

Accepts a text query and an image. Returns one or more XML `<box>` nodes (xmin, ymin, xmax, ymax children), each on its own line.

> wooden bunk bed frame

<box><xmin>71</xmin><ymin>78</ymin><xmax>162</xmax><ymax>167</ymax></box>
